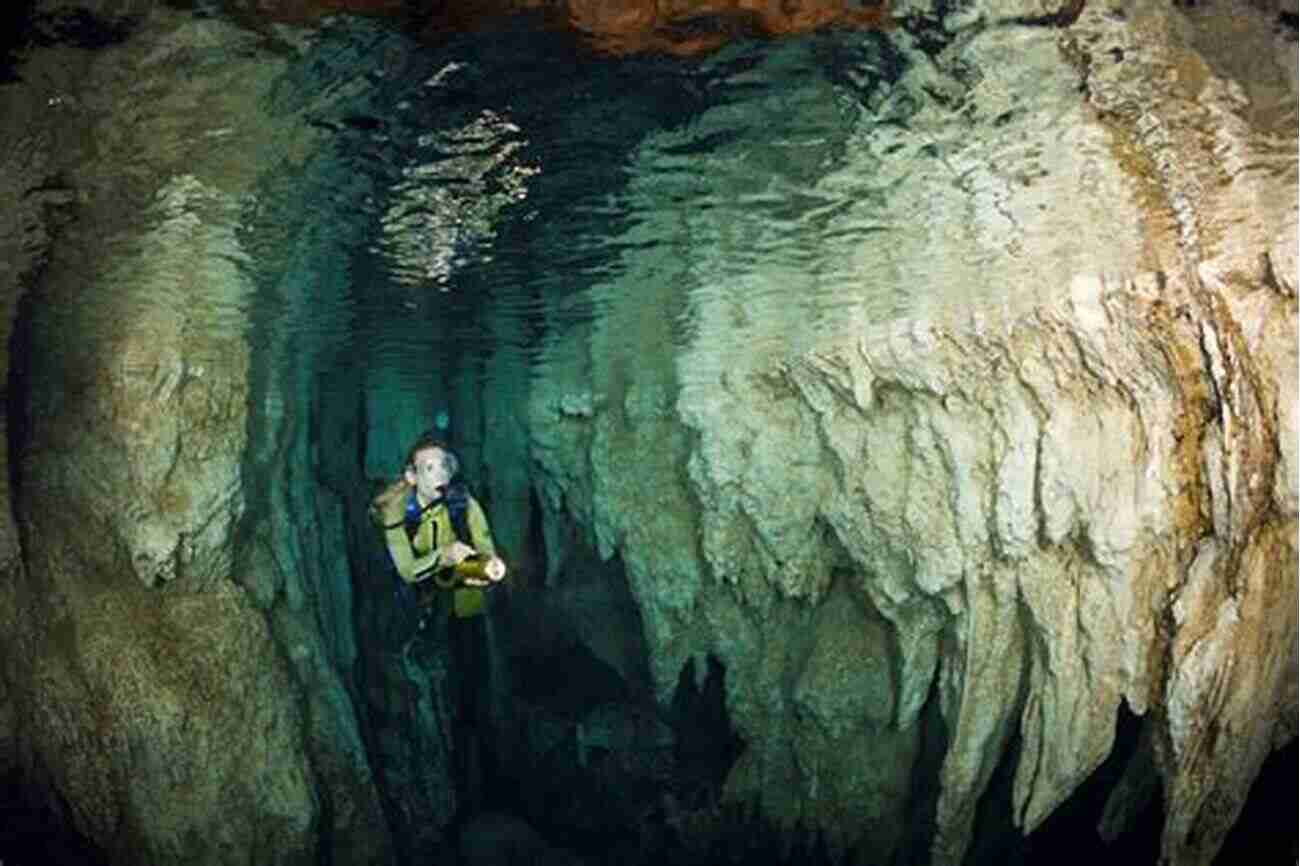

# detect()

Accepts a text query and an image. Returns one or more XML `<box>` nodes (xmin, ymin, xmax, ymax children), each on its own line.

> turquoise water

<box><xmin>212</xmin><ymin>14</ymin><xmax>929</xmax><ymax>474</ymax></box>
<box><xmin>246</xmin><ymin>16</ymin><xmax>908</xmax><ymax>369</ymax></box>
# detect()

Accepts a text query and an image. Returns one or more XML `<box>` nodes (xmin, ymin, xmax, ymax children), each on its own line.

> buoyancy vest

<box><xmin>402</xmin><ymin>481</ymin><xmax>487</xmax><ymax>618</ymax></box>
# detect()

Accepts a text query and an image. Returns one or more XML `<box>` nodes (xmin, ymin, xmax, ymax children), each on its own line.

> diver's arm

<box><xmin>374</xmin><ymin>482</ymin><xmax>433</xmax><ymax>582</ymax></box>
<box><xmin>466</xmin><ymin>497</ymin><xmax>506</xmax><ymax>583</ymax></box>
<box><xmin>383</xmin><ymin>527</ymin><xmax>441</xmax><ymax>583</ymax></box>
<box><xmin>466</xmin><ymin>498</ymin><xmax>497</xmax><ymax>558</ymax></box>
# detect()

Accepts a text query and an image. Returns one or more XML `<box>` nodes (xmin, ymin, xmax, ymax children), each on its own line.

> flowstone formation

<box><xmin>0</xmin><ymin>6</ymin><xmax>392</xmax><ymax>864</ymax></box>
<box><xmin>523</xmin><ymin>0</ymin><xmax>1298</xmax><ymax>864</ymax></box>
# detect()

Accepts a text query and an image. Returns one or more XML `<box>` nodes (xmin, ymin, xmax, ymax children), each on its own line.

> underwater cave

<box><xmin>0</xmin><ymin>0</ymin><xmax>1295</xmax><ymax>864</ymax></box>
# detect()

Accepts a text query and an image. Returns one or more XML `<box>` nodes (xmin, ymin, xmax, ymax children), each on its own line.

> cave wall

<box><xmin>0</xmin><ymin>6</ymin><xmax>394</xmax><ymax>863</ymax></box>
<box><xmin>521</xmin><ymin>0</ymin><xmax>1298</xmax><ymax>863</ymax></box>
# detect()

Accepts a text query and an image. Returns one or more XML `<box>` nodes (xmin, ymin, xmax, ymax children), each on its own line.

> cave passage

<box><xmin>237</xmin><ymin>18</ymin><xmax>917</xmax><ymax>857</ymax></box>
<box><xmin>0</xmin><ymin>3</ymin><xmax>1295</xmax><ymax>866</ymax></box>
<box><xmin>232</xmin><ymin>12</ymin><xmax>911</xmax><ymax>864</ymax></box>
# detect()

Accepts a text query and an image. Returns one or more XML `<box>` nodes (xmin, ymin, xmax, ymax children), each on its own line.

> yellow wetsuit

<box><xmin>383</xmin><ymin>493</ymin><xmax>497</xmax><ymax>618</ymax></box>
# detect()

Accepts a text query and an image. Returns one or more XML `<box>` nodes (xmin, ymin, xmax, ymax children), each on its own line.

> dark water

<box><xmin>240</xmin><ymin>13</ymin><xmax>915</xmax><ymax>381</ymax></box>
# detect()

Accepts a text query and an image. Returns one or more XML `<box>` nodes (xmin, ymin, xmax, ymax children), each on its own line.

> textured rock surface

<box><xmin>0</xmin><ymin>7</ymin><xmax>390</xmax><ymax>864</ymax></box>
<box><xmin>524</xmin><ymin>0</ymin><xmax>1298</xmax><ymax>863</ymax></box>
<box><xmin>227</xmin><ymin>0</ymin><xmax>893</xmax><ymax>54</ymax></box>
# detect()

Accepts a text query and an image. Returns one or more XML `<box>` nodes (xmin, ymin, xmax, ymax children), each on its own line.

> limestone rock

<box><xmin>524</xmin><ymin>1</ymin><xmax>1298</xmax><ymax>864</ymax></box>
<box><xmin>0</xmin><ymin>9</ymin><xmax>390</xmax><ymax>864</ymax></box>
<box><xmin>13</xmin><ymin>583</ymin><xmax>318</xmax><ymax>864</ymax></box>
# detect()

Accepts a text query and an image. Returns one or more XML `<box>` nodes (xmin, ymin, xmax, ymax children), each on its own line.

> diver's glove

<box><xmin>430</xmin><ymin>553</ymin><xmax>505</xmax><ymax>590</ymax></box>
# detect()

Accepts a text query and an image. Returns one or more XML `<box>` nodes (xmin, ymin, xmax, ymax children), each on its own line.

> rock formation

<box><xmin>0</xmin><ymin>7</ymin><xmax>389</xmax><ymax>863</ymax></box>
<box><xmin>230</xmin><ymin>0</ymin><xmax>892</xmax><ymax>56</ymax></box>
<box><xmin>522</xmin><ymin>0</ymin><xmax>1298</xmax><ymax>862</ymax></box>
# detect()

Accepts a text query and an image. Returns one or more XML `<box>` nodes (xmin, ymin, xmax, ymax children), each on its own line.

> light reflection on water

<box><xmin>378</xmin><ymin>107</ymin><xmax>536</xmax><ymax>289</ymax></box>
<box><xmin>237</xmin><ymin>13</ymin><xmax>1177</xmax><ymax>399</ymax></box>
<box><xmin>307</xmin><ymin>21</ymin><xmax>914</xmax><ymax>378</ymax></box>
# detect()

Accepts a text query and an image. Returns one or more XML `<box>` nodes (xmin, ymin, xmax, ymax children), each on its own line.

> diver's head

<box><xmin>403</xmin><ymin>433</ymin><xmax>459</xmax><ymax>503</ymax></box>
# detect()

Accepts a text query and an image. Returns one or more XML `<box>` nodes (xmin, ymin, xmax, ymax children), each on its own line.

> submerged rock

<box><xmin>525</xmin><ymin>0</ymin><xmax>1298</xmax><ymax>863</ymax></box>
<box><xmin>0</xmin><ymin>6</ymin><xmax>389</xmax><ymax>864</ymax></box>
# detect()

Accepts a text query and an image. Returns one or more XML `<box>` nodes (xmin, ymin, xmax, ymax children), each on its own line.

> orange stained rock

<box><xmin>224</xmin><ymin>0</ymin><xmax>891</xmax><ymax>55</ymax></box>
<box><xmin>460</xmin><ymin>0</ymin><xmax>894</xmax><ymax>54</ymax></box>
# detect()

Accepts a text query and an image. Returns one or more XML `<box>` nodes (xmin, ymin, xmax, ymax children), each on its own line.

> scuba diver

<box><xmin>371</xmin><ymin>432</ymin><xmax>507</xmax><ymax>605</ymax></box>
<box><xmin>370</xmin><ymin>432</ymin><xmax>507</xmax><ymax>815</ymax></box>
